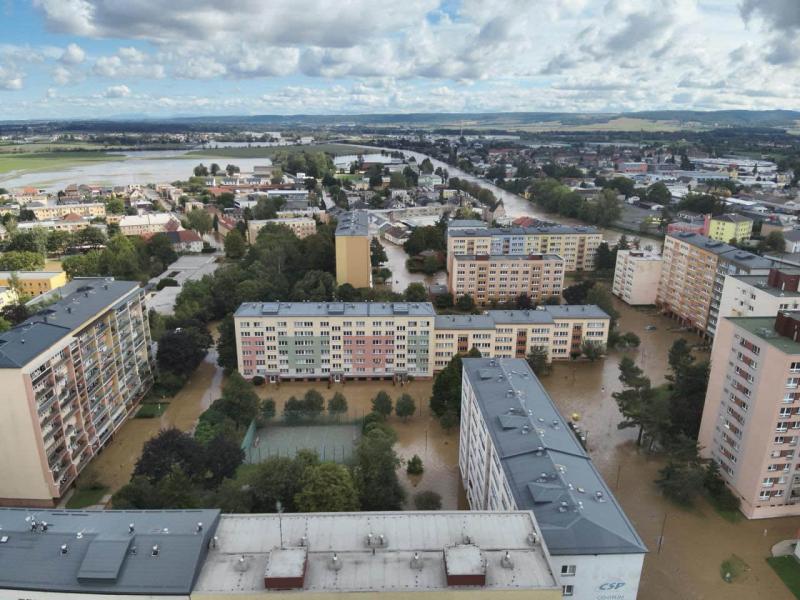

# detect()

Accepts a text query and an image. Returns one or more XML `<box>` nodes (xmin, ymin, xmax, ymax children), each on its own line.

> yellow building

<box><xmin>0</xmin><ymin>279</ymin><xmax>153</xmax><ymax>506</ymax></box>
<box><xmin>0</xmin><ymin>270</ymin><xmax>67</xmax><ymax>297</ymax></box>
<box><xmin>335</xmin><ymin>210</ymin><xmax>372</xmax><ymax>288</ymax></box>
<box><xmin>707</xmin><ymin>213</ymin><xmax>753</xmax><ymax>243</ymax></box>
<box><xmin>248</xmin><ymin>216</ymin><xmax>317</xmax><ymax>242</ymax></box>
<box><xmin>30</xmin><ymin>202</ymin><xmax>106</xmax><ymax>220</ymax></box>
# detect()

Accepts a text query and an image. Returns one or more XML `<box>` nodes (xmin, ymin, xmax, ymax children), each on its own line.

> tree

<box><xmin>456</xmin><ymin>294</ymin><xmax>475</xmax><ymax>312</ymax></box>
<box><xmin>434</xmin><ymin>292</ymin><xmax>454</xmax><ymax>309</ymax></box>
<box><xmin>157</xmin><ymin>325</ymin><xmax>212</xmax><ymax>378</ymax></box>
<box><xmin>226</xmin><ymin>164</ymin><xmax>240</xmax><ymax>176</ymax></box>
<box><xmin>612</xmin><ymin>357</ymin><xmax>653</xmax><ymax>446</ymax></box>
<box><xmin>0</xmin><ymin>250</ymin><xmax>44</xmax><ymax>271</ymax></box>
<box><xmin>260</xmin><ymin>398</ymin><xmax>276</xmax><ymax>422</ymax></box>
<box><xmin>47</xmin><ymin>230</ymin><xmax>73</xmax><ymax>254</ymax></box>
<box><xmin>563</xmin><ymin>280</ymin><xmax>594</xmax><ymax>304</ymax></box>
<box><xmin>210</xmin><ymin>163</ymin><xmax>221</xmax><ymax>175</ymax></box>
<box><xmin>655</xmin><ymin>437</ymin><xmax>706</xmax><ymax>506</ymax></box>
<box><xmin>414</xmin><ymin>490</ymin><xmax>442</xmax><ymax>510</ymax></box>
<box><xmin>245</xmin><ymin>453</ymin><xmax>319</xmax><ymax>513</ymax></box>
<box><xmin>403</xmin><ymin>226</ymin><xmax>444</xmax><ymax>256</ymax></box>
<box><xmin>194</xmin><ymin>164</ymin><xmax>209</xmax><ymax>177</ymax></box>
<box><xmin>133</xmin><ymin>428</ymin><xmax>205</xmax><ymax>483</ymax></box>
<box><xmin>666</xmin><ymin>339</ymin><xmax>710</xmax><ymax>439</ymax></box>
<box><xmin>303</xmin><ymin>389</ymin><xmax>325</xmax><ymax>420</ymax></box>
<box><xmin>186</xmin><ymin>208</ymin><xmax>212</xmax><ymax>235</ymax></box>
<box><xmin>295</xmin><ymin>463</ymin><xmax>359</xmax><ymax>512</ymax></box>
<box><xmin>406</xmin><ymin>454</ymin><xmax>424</xmax><ymax>475</ymax></box>
<box><xmin>372</xmin><ymin>391</ymin><xmax>393</xmax><ymax>419</ymax></box>
<box><xmin>291</xmin><ymin>270</ymin><xmax>336</xmax><ymax>301</ymax></box>
<box><xmin>647</xmin><ymin>181</ymin><xmax>672</xmax><ymax>205</ymax></box>
<box><xmin>419</xmin><ymin>158</ymin><xmax>434</xmax><ymax>174</ymax></box>
<box><xmin>594</xmin><ymin>242</ymin><xmax>615</xmax><ymax>270</ymax></box>
<box><xmin>404</xmin><ymin>283</ymin><xmax>428</xmax><ymax>302</ymax></box>
<box><xmin>224</xmin><ymin>229</ymin><xmax>247</xmax><ymax>259</ymax></box>
<box><xmin>581</xmin><ymin>340</ymin><xmax>605</xmax><ymax>361</ymax></box>
<box><xmin>430</xmin><ymin>348</ymin><xmax>481</xmax><ymax>422</ymax></box>
<box><xmin>759</xmin><ymin>231</ymin><xmax>786</xmax><ymax>254</ymax></box>
<box><xmin>328</xmin><ymin>392</ymin><xmax>348</xmax><ymax>416</ymax></box>
<box><xmin>216</xmin><ymin>315</ymin><xmax>238</xmax><ymax>372</ymax></box>
<box><xmin>213</xmin><ymin>372</ymin><xmax>260</xmax><ymax>428</ymax></box>
<box><xmin>395</xmin><ymin>393</ymin><xmax>416</xmax><ymax>421</ymax></box>
<box><xmin>585</xmin><ymin>284</ymin><xmax>620</xmax><ymax>326</ymax></box>
<box><xmin>283</xmin><ymin>396</ymin><xmax>305</xmax><ymax>423</ymax></box>
<box><xmin>527</xmin><ymin>346</ymin><xmax>551</xmax><ymax>376</ymax></box>
<box><xmin>202</xmin><ymin>435</ymin><xmax>244</xmax><ymax>488</ymax></box>
<box><xmin>1</xmin><ymin>302</ymin><xmax>29</xmax><ymax>326</ymax></box>
<box><xmin>370</xmin><ymin>237</ymin><xmax>388</xmax><ymax>267</ymax></box>
<box><xmin>353</xmin><ymin>427</ymin><xmax>405</xmax><ymax>510</ymax></box>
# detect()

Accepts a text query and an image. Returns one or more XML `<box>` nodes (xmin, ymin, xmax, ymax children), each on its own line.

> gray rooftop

<box><xmin>235</xmin><ymin>301</ymin><xmax>436</xmax><ymax>319</ymax></box>
<box><xmin>668</xmin><ymin>231</ymin><xmax>737</xmax><ymax>255</ymax></box>
<box><xmin>713</xmin><ymin>213</ymin><xmax>752</xmax><ymax>224</ymax></box>
<box><xmin>0</xmin><ymin>508</ymin><xmax>220</xmax><ymax>595</ymax></box>
<box><xmin>541</xmin><ymin>305</ymin><xmax>611</xmax><ymax>320</ymax></box>
<box><xmin>335</xmin><ymin>210</ymin><xmax>369</xmax><ymax>236</ymax></box>
<box><xmin>0</xmin><ymin>271</ymin><xmax>64</xmax><ymax>280</ymax></box>
<box><xmin>448</xmin><ymin>219</ymin><xmax>488</xmax><ymax>229</ymax></box>
<box><xmin>434</xmin><ymin>306</ymin><xmax>609</xmax><ymax>330</ymax></box>
<box><xmin>462</xmin><ymin>358</ymin><xmax>646</xmax><ymax>556</ymax></box>
<box><xmin>194</xmin><ymin>512</ymin><xmax>557</xmax><ymax>594</ymax></box>
<box><xmin>730</xmin><ymin>274</ymin><xmax>800</xmax><ymax>298</ymax></box>
<box><xmin>447</xmin><ymin>225</ymin><xmax>600</xmax><ymax>238</ymax></box>
<box><xmin>435</xmin><ymin>314</ymin><xmax>497</xmax><ymax>330</ymax></box>
<box><xmin>0</xmin><ymin>278</ymin><xmax>141</xmax><ymax>368</ymax></box>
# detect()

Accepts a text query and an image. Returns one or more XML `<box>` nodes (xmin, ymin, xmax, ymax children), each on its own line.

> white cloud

<box><xmin>103</xmin><ymin>84</ymin><xmax>130</xmax><ymax>98</ymax></box>
<box><xmin>60</xmin><ymin>43</ymin><xmax>86</xmax><ymax>64</ymax></box>
<box><xmin>0</xmin><ymin>65</ymin><xmax>23</xmax><ymax>90</ymax></box>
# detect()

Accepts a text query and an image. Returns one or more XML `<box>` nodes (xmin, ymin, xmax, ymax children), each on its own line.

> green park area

<box><xmin>0</xmin><ymin>151</ymin><xmax>123</xmax><ymax>175</ymax></box>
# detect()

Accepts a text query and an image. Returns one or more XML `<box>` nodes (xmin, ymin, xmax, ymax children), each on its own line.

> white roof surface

<box><xmin>193</xmin><ymin>512</ymin><xmax>557</xmax><ymax>594</ymax></box>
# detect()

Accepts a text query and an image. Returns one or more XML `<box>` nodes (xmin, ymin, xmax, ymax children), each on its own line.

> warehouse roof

<box><xmin>0</xmin><ymin>278</ymin><xmax>140</xmax><ymax>368</ymax></box>
<box><xmin>235</xmin><ymin>301</ymin><xmax>436</xmax><ymax>318</ymax></box>
<box><xmin>0</xmin><ymin>508</ymin><xmax>220</xmax><ymax>595</ymax></box>
<box><xmin>462</xmin><ymin>358</ymin><xmax>646</xmax><ymax>556</ymax></box>
<box><xmin>194</xmin><ymin>512</ymin><xmax>557</xmax><ymax>594</ymax></box>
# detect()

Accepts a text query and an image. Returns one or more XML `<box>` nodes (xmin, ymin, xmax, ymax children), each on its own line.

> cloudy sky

<box><xmin>1</xmin><ymin>0</ymin><xmax>799</xmax><ymax>119</ymax></box>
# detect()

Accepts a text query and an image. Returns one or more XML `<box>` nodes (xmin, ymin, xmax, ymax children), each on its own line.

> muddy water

<box><xmin>251</xmin><ymin>378</ymin><xmax>460</xmax><ymax>510</ymax></box>
<box><xmin>379</xmin><ymin>237</ymin><xmax>446</xmax><ymax>292</ymax></box>
<box><xmin>81</xmin><ymin>346</ymin><xmax>224</xmax><ymax>493</ymax></box>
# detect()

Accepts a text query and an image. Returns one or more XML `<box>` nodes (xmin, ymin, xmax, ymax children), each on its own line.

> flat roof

<box><xmin>668</xmin><ymin>232</ymin><xmax>737</xmax><ymax>255</ymax></box>
<box><xmin>728</xmin><ymin>316</ymin><xmax>800</xmax><ymax>354</ymax></box>
<box><xmin>0</xmin><ymin>271</ymin><xmax>63</xmax><ymax>280</ymax></box>
<box><xmin>0</xmin><ymin>508</ymin><xmax>220</xmax><ymax>595</ymax></box>
<box><xmin>435</xmin><ymin>314</ymin><xmax>497</xmax><ymax>330</ymax></box>
<box><xmin>335</xmin><ymin>210</ymin><xmax>369</xmax><ymax>236</ymax></box>
<box><xmin>712</xmin><ymin>213</ymin><xmax>752</xmax><ymax>224</ymax></box>
<box><xmin>448</xmin><ymin>219</ymin><xmax>488</xmax><ymax>229</ymax></box>
<box><xmin>193</xmin><ymin>512</ymin><xmax>557</xmax><ymax>594</ymax></box>
<box><xmin>540</xmin><ymin>305</ymin><xmax>610</xmax><ymax>320</ymax></box>
<box><xmin>730</xmin><ymin>274</ymin><xmax>800</xmax><ymax>298</ymax></box>
<box><xmin>235</xmin><ymin>301</ymin><xmax>436</xmax><ymax>318</ymax></box>
<box><xmin>434</xmin><ymin>306</ymin><xmax>608</xmax><ymax>330</ymax></box>
<box><xmin>462</xmin><ymin>358</ymin><xmax>647</xmax><ymax>556</ymax></box>
<box><xmin>0</xmin><ymin>278</ymin><xmax>140</xmax><ymax>368</ymax></box>
<box><xmin>448</xmin><ymin>225</ymin><xmax>600</xmax><ymax>238</ymax></box>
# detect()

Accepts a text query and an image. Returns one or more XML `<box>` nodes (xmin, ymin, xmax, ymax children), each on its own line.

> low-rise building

<box><xmin>0</xmin><ymin>270</ymin><xmax>68</xmax><ymax>297</ymax></box>
<box><xmin>118</xmin><ymin>213</ymin><xmax>182</xmax><ymax>236</ymax></box>
<box><xmin>699</xmin><ymin>311</ymin><xmax>800</xmax><ymax>518</ymax></box>
<box><xmin>612</xmin><ymin>250</ymin><xmax>663</xmax><ymax>305</ymax></box>
<box><xmin>30</xmin><ymin>203</ymin><xmax>106</xmax><ymax>221</ymax></box>
<box><xmin>164</xmin><ymin>229</ymin><xmax>204</xmax><ymax>253</ymax></box>
<box><xmin>0</xmin><ymin>278</ymin><xmax>154</xmax><ymax>505</ymax></box>
<box><xmin>708</xmin><ymin>214</ymin><xmax>753</xmax><ymax>243</ymax></box>
<box><xmin>460</xmin><ymin>358</ymin><xmax>647</xmax><ymax>599</ymax></box>
<box><xmin>247</xmin><ymin>217</ymin><xmax>317</xmax><ymax>242</ymax></box>
<box><xmin>448</xmin><ymin>254</ymin><xmax>565</xmax><ymax>306</ymax></box>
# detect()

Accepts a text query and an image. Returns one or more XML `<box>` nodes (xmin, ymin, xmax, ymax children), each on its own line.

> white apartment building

<box><xmin>460</xmin><ymin>358</ymin><xmax>647</xmax><ymax>600</ymax></box>
<box><xmin>612</xmin><ymin>250</ymin><xmax>663</xmax><ymax>305</ymax></box>
<box><xmin>717</xmin><ymin>268</ymin><xmax>800</xmax><ymax>322</ymax></box>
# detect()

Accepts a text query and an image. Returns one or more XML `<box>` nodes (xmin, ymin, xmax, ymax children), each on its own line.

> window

<box><xmin>562</xmin><ymin>584</ymin><xmax>574</xmax><ymax>597</ymax></box>
<box><xmin>560</xmin><ymin>565</ymin><xmax>576</xmax><ymax>577</ymax></box>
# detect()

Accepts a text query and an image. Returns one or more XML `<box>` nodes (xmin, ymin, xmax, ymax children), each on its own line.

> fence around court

<box><xmin>242</xmin><ymin>415</ymin><xmax>364</xmax><ymax>465</ymax></box>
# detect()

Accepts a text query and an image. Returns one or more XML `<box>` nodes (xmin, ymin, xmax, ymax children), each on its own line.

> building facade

<box><xmin>699</xmin><ymin>312</ymin><xmax>800</xmax><ymax>518</ymax></box>
<box><xmin>448</xmin><ymin>254</ymin><xmax>564</xmax><ymax>306</ymax></box>
<box><xmin>335</xmin><ymin>211</ymin><xmax>372</xmax><ymax>288</ymax></box>
<box><xmin>612</xmin><ymin>250</ymin><xmax>663</xmax><ymax>305</ymax></box>
<box><xmin>447</xmin><ymin>224</ymin><xmax>601</xmax><ymax>273</ymax></box>
<box><xmin>0</xmin><ymin>270</ymin><xmax>68</xmax><ymax>297</ymax></box>
<box><xmin>247</xmin><ymin>217</ymin><xmax>317</xmax><ymax>242</ymax></box>
<box><xmin>460</xmin><ymin>358</ymin><xmax>647</xmax><ymax>599</ymax></box>
<box><xmin>707</xmin><ymin>214</ymin><xmax>753</xmax><ymax>243</ymax></box>
<box><xmin>0</xmin><ymin>279</ymin><xmax>154</xmax><ymax>506</ymax></box>
<box><xmin>118</xmin><ymin>213</ymin><xmax>182</xmax><ymax>236</ymax></box>
<box><xmin>30</xmin><ymin>203</ymin><xmax>106</xmax><ymax>220</ymax></box>
<box><xmin>234</xmin><ymin>303</ymin><xmax>610</xmax><ymax>381</ymax></box>
<box><xmin>717</xmin><ymin>268</ymin><xmax>800</xmax><ymax>322</ymax></box>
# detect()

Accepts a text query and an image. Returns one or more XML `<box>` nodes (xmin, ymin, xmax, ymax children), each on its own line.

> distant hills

<box><xmin>3</xmin><ymin>110</ymin><xmax>800</xmax><ymax>134</ymax></box>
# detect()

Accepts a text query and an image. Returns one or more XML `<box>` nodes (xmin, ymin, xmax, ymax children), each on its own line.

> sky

<box><xmin>1</xmin><ymin>0</ymin><xmax>800</xmax><ymax>119</ymax></box>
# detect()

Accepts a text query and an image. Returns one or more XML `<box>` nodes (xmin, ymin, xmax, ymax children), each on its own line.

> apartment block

<box><xmin>0</xmin><ymin>278</ymin><xmax>154</xmax><ymax>506</ymax></box>
<box><xmin>718</xmin><ymin>267</ymin><xmax>800</xmax><ymax>322</ymax></box>
<box><xmin>447</xmin><ymin>224</ymin><xmax>602</xmax><ymax>273</ymax></box>
<box><xmin>30</xmin><ymin>203</ymin><xmax>106</xmax><ymax>220</ymax></box>
<box><xmin>118</xmin><ymin>213</ymin><xmax>182</xmax><ymax>236</ymax></box>
<box><xmin>707</xmin><ymin>214</ymin><xmax>753</xmax><ymax>243</ymax></box>
<box><xmin>698</xmin><ymin>311</ymin><xmax>800</xmax><ymax>518</ymax></box>
<box><xmin>234</xmin><ymin>302</ymin><xmax>610</xmax><ymax>381</ymax></box>
<box><xmin>335</xmin><ymin>210</ymin><xmax>372</xmax><ymax>288</ymax></box>
<box><xmin>460</xmin><ymin>358</ymin><xmax>646</xmax><ymax>599</ymax></box>
<box><xmin>433</xmin><ymin>305</ymin><xmax>610</xmax><ymax>369</ymax></box>
<box><xmin>0</xmin><ymin>508</ymin><xmax>562</xmax><ymax>599</ymax></box>
<box><xmin>657</xmin><ymin>232</ymin><xmax>778</xmax><ymax>337</ymax></box>
<box><xmin>234</xmin><ymin>301</ymin><xmax>434</xmax><ymax>382</ymax></box>
<box><xmin>247</xmin><ymin>216</ymin><xmax>316</xmax><ymax>242</ymax></box>
<box><xmin>612</xmin><ymin>250</ymin><xmax>663</xmax><ymax>305</ymax></box>
<box><xmin>0</xmin><ymin>270</ymin><xmax>68</xmax><ymax>297</ymax></box>
<box><xmin>449</xmin><ymin>254</ymin><xmax>564</xmax><ymax>305</ymax></box>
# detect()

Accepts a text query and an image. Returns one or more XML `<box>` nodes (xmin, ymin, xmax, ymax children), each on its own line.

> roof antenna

<box><xmin>276</xmin><ymin>501</ymin><xmax>284</xmax><ymax>548</ymax></box>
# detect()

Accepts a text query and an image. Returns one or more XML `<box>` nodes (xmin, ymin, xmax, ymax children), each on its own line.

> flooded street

<box><xmin>379</xmin><ymin>237</ymin><xmax>446</xmax><ymax>291</ymax></box>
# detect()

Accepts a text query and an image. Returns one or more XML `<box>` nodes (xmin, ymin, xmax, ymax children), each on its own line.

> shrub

<box><xmin>251</xmin><ymin>375</ymin><xmax>265</xmax><ymax>386</ymax></box>
<box><xmin>413</xmin><ymin>490</ymin><xmax>442</xmax><ymax>510</ymax></box>
<box><xmin>407</xmin><ymin>454</ymin><xmax>424</xmax><ymax>475</ymax></box>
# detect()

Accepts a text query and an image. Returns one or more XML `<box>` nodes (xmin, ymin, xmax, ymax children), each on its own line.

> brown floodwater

<box><xmin>379</xmin><ymin>237</ymin><xmax>446</xmax><ymax>292</ymax></box>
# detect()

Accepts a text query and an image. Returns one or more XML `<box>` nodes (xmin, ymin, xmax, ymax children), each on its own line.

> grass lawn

<box><xmin>186</xmin><ymin>143</ymin><xmax>371</xmax><ymax>159</ymax></box>
<box><xmin>721</xmin><ymin>554</ymin><xmax>749</xmax><ymax>583</ymax></box>
<box><xmin>767</xmin><ymin>556</ymin><xmax>800</xmax><ymax>599</ymax></box>
<box><xmin>0</xmin><ymin>151</ymin><xmax>123</xmax><ymax>175</ymax></box>
<box><xmin>65</xmin><ymin>486</ymin><xmax>108</xmax><ymax>509</ymax></box>
<box><xmin>136</xmin><ymin>402</ymin><xmax>169</xmax><ymax>418</ymax></box>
